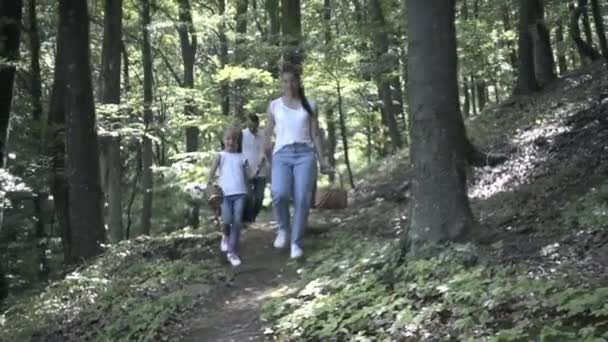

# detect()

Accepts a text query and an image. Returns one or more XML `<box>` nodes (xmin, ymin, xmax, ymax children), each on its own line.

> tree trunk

<box><xmin>323</xmin><ymin>0</ymin><xmax>336</xmax><ymax>183</ymax></box>
<box><xmin>60</xmin><ymin>0</ymin><xmax>105</xmax><ymax>262</ymax></box>
<box><xmin>369</xmin><ymin>0</ymin><xmax>402</xmax><ymax>151</ymax></box>
<box><xmin>470</xmin><ymin>76</ymin><xmax>477</xmax><ymax>115</ymax></box>
<box><xmin>0</xmin><ymin>0</ymin><xmax>23</xmax><ymax>169</ymax></box>
<box><xmin>178</xmin><ymin>0</ymin><xmax>199</xmax><ymax>228</ymax></box>
<box><xmin>570</xmin><ymin>1</ymin><xmax>601</xmax><ymax>62</ymax></box>
<box><xmin>28</xmin><ymin>0</ymin><xmax>43</xmax><ymax>132</ymax></box>
<box><xmin>556</xmin><ymin>23</ymin><xmax>569</xmax><ymax>74</ymax></box>
<box><xmin>476</xmin><ymin>80</ymin><xmax>487</xmax><ymax>111</ymax></box>
<box><xmin>234</xmin><ymin>0</ymin><xmax>248</xmax><ymax>117</ymax></box>
<box><xmin>582</xmin><ymin>0</ymin><xmax>595</xmax><ymax>46</ymax></box>
<box><xmin>0</xmin><ymin>0</ymin><xmax>23</xmax><ymax>302</ymax></box>
<box><xmin>336</xmin><ymin>81</ymin><xmax>355</xmax><ymax>189</ymax></box>
<box><xmin>99</xmin><ymin>0</ymin><xmax>123</xmax><ymax>242</ymax></box>
<box><xmin>407</xmin><ymin>0</ymin><xmax>475</xmax><ymax>251</ymax></box>
<box><xmin>530</xmin><ymin>19</ymin><xmax>557</xmax><ymax>87</ymax></box>
<box><xmin>281</xmin><ymin>0</ymin><xmax>302</xmax><ymax>69</ymax></box>
<box><xmin>590</xmin><ymin>0</ymin><xmax>608</xmax><ymax>57</ymax></box>
<box><xmin>48</xmin><ymin>11</ymin><xmax>71</xmax><ymax>262</ymax></box>
<box><xmin>218</xmin><ymin>0</ymin><xmax>230</xmax><ymax>116</ymax></box>
<box><xmin>515</xmin><ymin>0</ymin><xmax>540</xmax><ymax>94</ymax></box>
<box><xmin>462</xmin><ymin>79</ymin><xmax>470</xmax><ymax>117</ymax></box>
<box><xmin>266</xmin><ymin>0</ymin><xmax>280</xmax><ymax>76</ymax></box>
<box><xmin>99</xmin><ymin>0</ymin><xmax>122</xmax><ymax>103</ymax></box>
<box><xmin>501</xmin><ymin>1</ymin><xmax>519</xmax><ymax>71</ymax></box>
<box><xmin>140</xmin><ymin>0</ymin><xmax>154</xmax><ymax>236</ymax></box>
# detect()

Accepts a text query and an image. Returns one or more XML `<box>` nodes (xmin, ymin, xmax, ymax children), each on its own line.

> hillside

<box><xmin>1</xmin><ymin>60</ymin><xmax>608</xmax><ymax>341</ymax></box>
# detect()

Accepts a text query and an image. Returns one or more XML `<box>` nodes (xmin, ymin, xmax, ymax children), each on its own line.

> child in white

<box><xmin>208</xmin><ymin>127</ymin><xmax>250</xmax><ymax>267</ymax></box>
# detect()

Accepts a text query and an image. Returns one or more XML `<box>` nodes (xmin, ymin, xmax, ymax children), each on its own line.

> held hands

<box><xmin>319</xmin><ymin>157</ymin><xmax>334</xmax><ymax>175</ymax></box>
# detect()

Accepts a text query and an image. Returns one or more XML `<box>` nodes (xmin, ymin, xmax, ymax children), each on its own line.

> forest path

<box><xmin>172</xmin><ymin>216</ymin><xmax>320</xmax><ymax>342</ymax></box>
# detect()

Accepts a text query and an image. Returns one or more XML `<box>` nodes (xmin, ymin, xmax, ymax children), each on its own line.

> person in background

<box><xmin>263</xmin><ymin>65</ymin><xmax>333</xmax><ymax>259</ymax></box>
<box><xmin>242</xmin><ymin>113</ymin><xmax>269</xmax><ymax>222</ymax></box>
<box><xmin>207</xmin><ymin>126</ymin><xmax>250</xmax><ymax>267</ymax></box>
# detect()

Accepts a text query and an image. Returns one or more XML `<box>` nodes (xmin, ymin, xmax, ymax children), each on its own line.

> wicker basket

<box><xmin>314</xmin><ymin>173</ymin><xmax>347</xmax><ymax>209</ymax></box>
<box><xmin>206</xmin><ymin>184</ymin><xmax>223</xmax><ymax>211</ymax></box>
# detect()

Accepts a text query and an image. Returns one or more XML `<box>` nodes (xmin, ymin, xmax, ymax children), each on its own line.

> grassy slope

<box><xmin>261</xmin><ymin>61</ymin><xmax>608</xmax><ymax>341</ymax></box>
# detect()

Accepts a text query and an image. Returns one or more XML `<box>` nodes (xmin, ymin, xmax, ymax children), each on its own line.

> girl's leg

<box><xmin>221</xmin><ymin>197</ymin><xmax>233</xmax><ymax>237</ymax></box>
<box><xmin>271</xmin><ymin>148</ymin><xmax>293</xmax><ymax>240</ymax></box>
<box><xmin>291</xmin><ymin>148</ymin><xmax>317</xmax><ymax>248</ymax></box>
<box><xmin>229</xmin><ymin>195</ymin><xmax>246</xmax><ymax>253</ymax></box>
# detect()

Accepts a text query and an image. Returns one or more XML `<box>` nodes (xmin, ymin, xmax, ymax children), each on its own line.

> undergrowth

<box><xmin>262</xmin><ymin>232</ymin><xmax>608</xmax><ymax>341</ymax></box>
<box><xmin>0</xmin><ymin>229</ymin><xmax>227</xmax><ymax>342</ymax></box>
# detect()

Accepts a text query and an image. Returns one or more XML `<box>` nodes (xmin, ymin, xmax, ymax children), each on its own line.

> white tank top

<box><xmin>217</xmin><ymin>151</ymin><xmax>248</xmax><ymax>196</ymax></box>
<box><xmin>271</xmin><ymin>97</ymin><xmax>315</xmax><ymax>154</ymax></box>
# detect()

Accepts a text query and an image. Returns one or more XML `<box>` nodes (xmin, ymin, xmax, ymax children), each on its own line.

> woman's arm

<box><xmin>310</xmin><ymin>106</ymin><xmax>328</xmax><ymax>168</ymax></box>
<box><xmin>263</xmin><ymin>103</ymin><xmax>276</xmax><ymax>161</ymax></box>
<box><xmin>207</xmin><ymin>153</ymin><xmax>221</xmax><ymax>185</ymax></box>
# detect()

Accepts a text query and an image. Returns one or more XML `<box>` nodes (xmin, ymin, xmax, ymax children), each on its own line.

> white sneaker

<box><xmin>220</xmin><ymin>235</ymin><xmax>229</xmax><ymax>252</ymax></box>
<box><xmin>273</xmin><ymin>230</ymin><xmax>287</xmax><ymax>249</ymax></box>
<box><xmin>290</xmin><ymin>244</ymin><xmax>303</xmax><ymax>259</ymax></box>
<box><xmin>227</xmin><ymin>252</ymin><xmax>241</xmax><ymax>267</ymax></box>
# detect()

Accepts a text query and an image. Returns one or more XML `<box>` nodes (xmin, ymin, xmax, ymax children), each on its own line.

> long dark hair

<box><xmin>283</xmin><ymin>65</ymin><xmax>314</xmax><ymax>117</ymax></box>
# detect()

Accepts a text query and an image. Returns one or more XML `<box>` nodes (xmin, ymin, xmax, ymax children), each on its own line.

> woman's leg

<box><xmin>291</xmin><ymin>148</ymin><xmax>317</xmax><ymax>248</ymax></box>
<box><xmin>229</xmin><ymin>195</ymin><xmax>246</xmax><ymax>253</ymax></box>
<box><xmin>271</xmin><ymin>149</ymin><xmax>293</xmax><ymax>239</ymax></box>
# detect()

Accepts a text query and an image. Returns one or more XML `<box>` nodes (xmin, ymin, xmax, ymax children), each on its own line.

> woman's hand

<box><xmin>319</xmin><ymin>157</ymin><xmax>334</xmax><ymax>175</ymax></box>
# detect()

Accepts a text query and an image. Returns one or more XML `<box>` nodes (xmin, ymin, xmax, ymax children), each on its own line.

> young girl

<box><xmin>207</xmin><ymin>127</ymin><xmax>250</xmax><ymax>266</ymax></box>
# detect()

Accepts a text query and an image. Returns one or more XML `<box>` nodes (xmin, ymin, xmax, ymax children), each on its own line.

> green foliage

<box><xmin>562</xmin><ymin>182</ymin><xmax>608</xmax><ymax>232</ymax></box>
<box><xmin>263</xmin><ymin>232</ymin><xmax>608</xmax><ymax>341</ymax></box>
<box><xmin>0</xmin><ymin>230</ymin><xmax>226</xmax><ymax>341</ymax></box>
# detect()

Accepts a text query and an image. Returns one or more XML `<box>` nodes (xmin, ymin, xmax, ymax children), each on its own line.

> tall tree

<box><xmin>234</xmin><ymin>0</ymin><xmax>248</xmax><ymax>116</ymax></box>
<box><xmin>60</xmin><ymin>0</ymin><xmax>106</xmax><ymax>262</ymax></box>
<box><xmin>369</xmin><ymin>0</ymin><xmax>403</xmax><ymax>151</ymax></box>
<box><xmin>178</xmin><ymin>0</ymin><xmax>200</xmax><ymax>227</ymax></box>
<box><xmin>265</xmin><ymin>0</ymin><xmax>280</xmax><ymax>76</ymax></box>
<box><xmin>530</xmin><ymin>4</ymin><xmax>557</xmax><ymax>87</ymax></box>
<box><xmin>515</xmin><ymin>0</ymin><xmax>540</xmax><ymax>94</ymax></box>
<box><xmin>407</xmin><ymin>0</ymin><xmax>474</xmax><ymax>251</ymax></box>
<box><xmin>570</xmin><ymin>1</ymin><xmax>601</xmax><ymax>62</ymax></box>
<box><xmin>0</xmin><ymin>0</ymin><xmax>23</xmax><ymax>303</ymax></box>
<box><xmin>99</xmin><ymin>0</ymin><xmax>124</xmax><ymax>242</ymax></box>
<box><xmin>590</xmin><ymin>0</ymin><xmax>608</xmax><ymax>57</ymax></box>
<box><xmin>281</xmin><ymin>0</ymin><xmax>302</xmax><ymax>69</ymax></box>
<box><xmin>140</xmin><ymin>0</ymin><xmax>154</xmax><ymax>236</ymax></box>
<box><xmin>323</xmin><ymin>0</ymin><xmax>336</xmax><ymax>181</ymax></box>
<box><xmin>218</xmin><ymin>0</ymin><xmax>229</xmax><ymax>116</ymax></box>
<box><xmin>27</xmin><ymin>0</ymin><xmax>42</xmax><ymax>131</ymax></box>
<box><xmin>555</xmin><ymin>23</ymin><xmax>569</xmax><ymax>74</ymax></box>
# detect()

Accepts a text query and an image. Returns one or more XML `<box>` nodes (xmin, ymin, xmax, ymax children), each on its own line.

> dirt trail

<box><xmin>174</xmin><ymin>221</ymin><xmax>300</xmax><ymax>342</ymax></box>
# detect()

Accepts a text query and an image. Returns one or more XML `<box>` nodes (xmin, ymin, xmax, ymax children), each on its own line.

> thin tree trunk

<box><xmin>470</xmin><ymin>76</ymin><xmax>477</xmax><ymax>115</ymax></box>
<box><xmin>99</xmin><ymin>0</ymin><xmax>123</xmax><ymax>242</ymax></box>
<box><xmin>178</xmin><ymin>0</ymin><xmax>199</xmax><ymax>228</ymax></box>
<box><xmin>218</xmin><ymin>0</ymin><xmax>230</xmax><ymax>115</ymax></box>
<box><xmin>582</xmin><ymin>0</ymin><xmax>595</xmax><ymax>46</ymax></box>
<box><xmin>28</xmin><ymin>0</ymin><xmax>43</xmax><ymax>131</ymax></box>
<box><xmin>266</xmin><ymin>0</ymin><xmax>280</xmax><ymax>76</ymax></box>
<box><xmin>0</xmin><ymin>0</ymin><xmax>23</xmax><ymax>302</ymax></box>
<box><xmin>571</xmin><ymin>1</ymin><xmax>601</xmax><ymax>62</ymax></box>
<box><xmin>515</xmin><ymin>0</ymin><xmax>539</xmax><ymax>94</ymax></box>
<box><xmin>281</xmin><ymin>0</ymin><xmax>302</xmax><ymax>69</ymax></box>
<box><xmin>531</xmin><ymin>19</ymin><xmax>557</xmax><ymax>86</ymax></box>
<box><xmin>336</xmin><ymin>81</ymin><xmax>355</xmax><ymax>189</ymax></box>
<box><xmin>234</xmin><ymin>0</ymin><xmax>248</xmax><ymax>117</ymax></box>
<box><xmin>501</xmin><ymin>1</ymin><xmax>519</xmax><ymax>71</ymax></box>
<box><xmin>407</xmin><ymin>0</ymin><xmax>474</xmax><ymax>251</ymax></box>
<box><xmin>323</xmin><ymin>0</ymin><xmax>336</xmax><ymax>183</ymax></box>
<box><xmin>463</xmin><ymin>79</ymin><xmax>470</xmax><ymax>117</ymax></box>
<box><xmin>60</xmin><ymin>0</ymin><xmax>105</xmax><ymax>262</ymax></box>
<box><xmin>556</xmin><ymin>23</ymin><xmax>569</xmax><ymax>74</ymax></box>
<box><xmin>476</xmin><ymin>80</ymin><xmax>487</xmax><ymax>111</ymax></box>
<box><xmin>369</xmin><ymin>0</ymin><xmax>402</xmax><ymax>151</ymax></box>
<box><xmin>590</xmin><ymin>0</ymin><xmax>608</xmax><ymax>57</ymax></box>
<box><xmin>140</xmin><ymin>0</ymin><xmax>154</xmax><ymax>236</ymax></box>
<box><xmin>121</xmin><ymin>40</ymin><xmax>130</xmax><ymax>92</ymax></box>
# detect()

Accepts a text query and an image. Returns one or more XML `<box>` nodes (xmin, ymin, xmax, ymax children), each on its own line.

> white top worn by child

<box><xmin>207</xmin><ymin>127</ymin><xmax>251</xmax><ymax>267</ymax></box>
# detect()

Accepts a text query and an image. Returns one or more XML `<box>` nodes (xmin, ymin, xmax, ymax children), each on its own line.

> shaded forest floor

<box><xmin>2</xmin><ymin>60</ymin><xmax>608</xmax><ymax>341</ymax></box>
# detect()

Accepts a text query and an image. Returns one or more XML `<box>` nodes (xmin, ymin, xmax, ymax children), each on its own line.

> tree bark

<box><xmin>581</xmin><ymin>0</ymin><xmax>595</xmax><ymax>46</ymax></box>
<box><xmin>590</xmin><ymin>0</ymin><xmax>608</xmax><ymax>57</ymax></box>
<box><xmin>100</xmin><ymin>0</ymin><xmax>122</xmax><ymax>103</ymax></box>
<box><xmin>476</xmin><ymin>80</ymin><xmax>487</xmax><ymax>111</ymax></box>
<box><xmin>530</xmin><ymin>19</ymin><xmax>557</xmax><ymax>87</ymax></box>
<box><xmin>178</xmin><ymin>0</ymin><xmax>199</xmax><ymax>228</ymax></box>
<box><xmin>570</xmin><ymin>1</ymin><xmax>601</xmax><ymax>62</ymax></box>
<box><xmin>0</xmin><ymin>0</ymin><xmax>23</xmax><ymax>168</ymax></box>
<box><xmin>369</xmin><ymin>0</ymin><xmax>402</xmax><ymax>151</ymax></box>
<box><xmin>60</xmin><ymin>0</ymin><xmax>106</xmax><ymax>262</ymax></box>
<box><xmin>218</xmin><ymin>0</ymin><xmax>230</xmax><ymax>116</ymax></box>
<box><xmin>266</xmin><ymin>0</ymin><xmax>280</xmax><ymax>76</ymax></box>
<box><xmin>323</xmin><ymin>0</ymin><xmax>336</xmax><ymax>183</ymax></box>
<box><xmin>0</xmin><ymin>0</ymin><xmax>23</xmax><ymax>302</ymax></box>
<box><xmin>234</xmin><ymin>0</ymin><xmax>248</xmax><ymax>117</ymax></box>
<box><xmin>281</xmin><ymin>0</ymin><xmax>302</xmax><ymax>70</ymax></box>
<box><xmin>515</xmin><ymin>0</ymin><xmax>540</xmax><ymax>94</ymax></box>
<box><xmin>462</xmin><ymin>79</ymin><xmax>470</xmax><ymax>117</ymax></box>
<box><xmin>500</xmin><ymin>1</ymin><xmax>518</xmax><ymax>71</ymax></box>
<box><xmin>27</xmin><ymin>0</ymin><xmax>42</xmax><ymax>129</ymax></box>
<box><xmin>336</xmin><ymin>81</ymin><xmax>355</xmax><ymax>189</ymax></box>
<box><xmin>140</xmin><ymin>0</ymin><xmax>154</xmax><ymax>236</ymax></box>
<box><xmin>99</xmin><ymin>0</ymin><xmax>123</xmax><ymax>242</ymax></box>
<box><xmin>556</xmin><ymin>23</ymin><xmax>568</xmax><ymax>74</ymax></box>
<box><xmin>407</xmin><ymin>0</ymin><xmax>475</xmax><ymax>251</ymax></box>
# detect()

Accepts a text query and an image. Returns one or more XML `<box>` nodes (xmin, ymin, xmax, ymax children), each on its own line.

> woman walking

<box><xmin>263</xmin><ymin>65</ymin><xmax>332</xmax><ymax>259</ymax></box>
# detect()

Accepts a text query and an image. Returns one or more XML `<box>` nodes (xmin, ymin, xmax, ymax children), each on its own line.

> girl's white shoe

<box><xmin>220</xmin><ymin>235</ymin><xmax>229</xmax><ymax>252</ymax></box>
<box><xmin>227</xmin><ymin>252</ymin><xmax>241</xmax><ymax>266</ymax></box>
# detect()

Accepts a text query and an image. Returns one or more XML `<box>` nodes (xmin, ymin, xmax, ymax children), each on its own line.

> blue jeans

<box><xmin>221</xmin><ymin>194</ymin><xmax>246</xmax><ymax>253</ymax></box>
<box><xmin>271</xmin><ymin>143</ymin><xmax>317</xmax><ymax>247</ymax></box>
